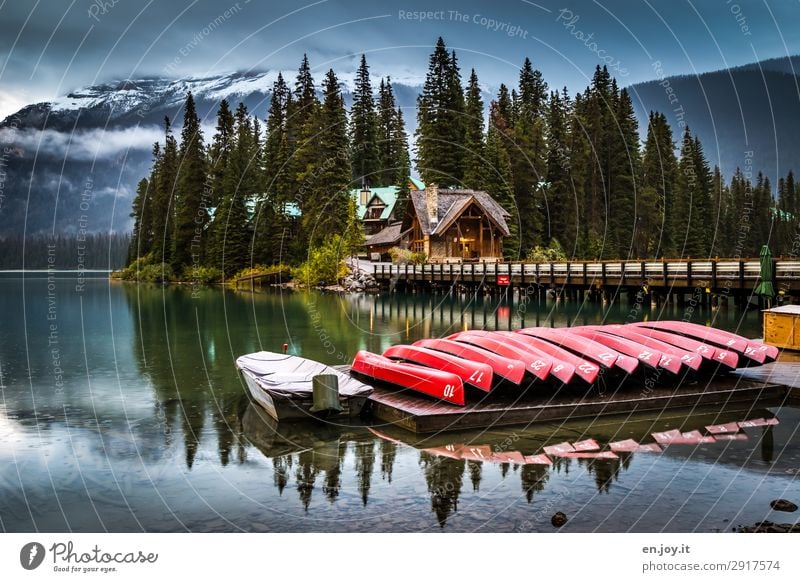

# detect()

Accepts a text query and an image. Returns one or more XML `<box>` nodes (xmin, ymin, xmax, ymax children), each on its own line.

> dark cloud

<box><xmin>1</xmin><ymin>0</ymin><xmax>799</xmax><ymax>118</ymax></box>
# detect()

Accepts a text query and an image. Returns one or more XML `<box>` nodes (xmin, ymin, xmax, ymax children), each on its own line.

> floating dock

<box><xmin>363</xmin><ymin>367</ymin><xmax>793</xmax><ymax>433</ymax></box>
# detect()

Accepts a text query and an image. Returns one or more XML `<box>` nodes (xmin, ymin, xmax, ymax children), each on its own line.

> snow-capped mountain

<box><xmin>0</xmin><ymin>71</ymin><xmax>422</xmax><ymax>236</ymax></box>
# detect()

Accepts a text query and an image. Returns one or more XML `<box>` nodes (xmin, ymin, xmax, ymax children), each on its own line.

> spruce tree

<box><xmin>392</xmin><ymin>107</ymin><xmax>411</xmax><ymax>222</ymax></box>
<box><xmin>350</xmin><ymin>54</ymin><xmax>381</xmax><ymax>186</ymax></box>
<box><xmin>302</xmin><ymin>69</ymin><xmax>352</xmax><ymax>248</ymax></box>
<box><xmin>128</xmin><ymin>177</ymin><xmax>151</xmax><ymax>263</ymax></box>
<box><xmin>288</xmin><ymin>54</ymin><xmax>320</xmax><ymax>208</ymax></box>
<box><xmin>377</xmin><ymin>77</ymin><xmax>398</xmax><ymax>186</ymax></box>
<box><xmin>485</xmin><ymin>101</ymin><xmax>518</xmax><ymax>259</ymax></box>
<box><xmin>254</xmin><ymin>72</ymin><xmax>291</xmax><ymax>264</ymax></box>
<box><xmin>416</xmin><ymin>37</ymin><xmax>465</xmax><ymax>184</ymax></box>
<box><xmin>607</xmin><ymin>87</ymin><xmax>641</xmax><ymax>258</ymax></box>
<box><xmin>675</xmin><ymin>127</ymin><xmax>711</xmax><ymax>257</ymax></box>
<box><xmin>510</xmin><ymin>58</ymin><xmax>548</xmax><ymax>255</ymax></box>
<box><xmin>216</xmin><ymin>103</ymin><xmax>256</xmax><ymax>276</ymax></box>
<box><xmin>462</xmin><ymin>69</ymin><xmax>485</xmax><ymax>189</ymax></box>
<box><xmin>544</xmin><ymin>89</ymin><xmax>576</xmax><ymax>254</ymax></box>
<box><xmin>152</xmin><ymin>120</ymin><xmax>178</xmax><ymax>265</ymax></box>
<box><xmin>172</xmin><ymin>93</ymin><xmax>208</xmax><ymax>272</ymax></box>
<box><xmin>641</xmin><ymin>112</ymin><xmax>678</xmax><ymax>256</ymax></box>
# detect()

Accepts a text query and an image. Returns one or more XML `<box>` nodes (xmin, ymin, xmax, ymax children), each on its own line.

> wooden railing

<box><xmin>372</xmin><ymin>259</ymin><xmax>800</xmax><ymax>288</ymax></box>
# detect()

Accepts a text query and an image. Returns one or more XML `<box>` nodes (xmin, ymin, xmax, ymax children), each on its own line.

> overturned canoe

<box><xmin>351</xmin><ymin>350</ymin><xmax>466</xmax><ymax>406</ymax></box>
<box><xmin>383</xmin><ymin>344</ymin><xmax>494</xmax><ymax>391</ymax></box>
<box><xmin>413</xmin><ymin>338</ymin><xmax>526</xmax><ymax>385</ymax></box>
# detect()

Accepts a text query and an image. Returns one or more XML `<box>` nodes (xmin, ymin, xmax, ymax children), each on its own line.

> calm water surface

<box><xmin>1</xmin><ymin>275</ymin><xmax>798</xmax><ymax>532</ymax></box>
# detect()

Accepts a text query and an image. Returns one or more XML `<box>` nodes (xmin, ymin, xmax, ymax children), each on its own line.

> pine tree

<box><xmin>641</xmin><ymin>112</ymin><xmax>678</xmax><ymax>256</ymax></box>
<box><xmin>128</xmin><ymin>177</ymin><xmax>151</xmax><ymax>263</ymax></box>
<box><xmin>462</xmin><ymin>69</ymin><xmax>485</xmax><ymax>189</ymax></box>
<box><xmin>216</xmin><ymin>103</ymin><xmax>256</xmax><ymax>276</ymax></box>
<box><xmin>416</xmin><ymin>37</ymin><xmax>465</xmax><ymax>184</ymax></box>
<box><xmin>208</xmin><ymin>100</ymin><xmax>235</xmax><ymax>207</ymax></box>
<box><xmin>377</xmin><ymin>77</ymin><xmax>398</xmax><ymax>186</ymax></box>
<box><xmin>544</xmin><ymin>89</ymin><xmax>576</xmax><ymax>254</ymax></box>
<box><xmin>350</xmin><ymin>54</ymin><xmax>381</xmax><ymax>186</ymax></box>
<box><xmin>253</xmin><ymin>72</ymin><xmax>291</xmax><ymax>264</ymax></box>
<box><xmin>607</xmin><ymin>87</ymin><xmax>641</xmax><ymax>258</ymax></box>
<box><xmin>485</xmin><ymin>101</ymin><xmax>518</xmax><ymax>259</ymax></box>
<box><xmin>510</xmin><ymin>58</ymin><xmax>548</xmax><ymax>255</ymax></box>
<box><xmin>579</xmin><ymin>66</ymin><xmax>615</xmax><ymax>255</ymax></box>
<box><xmin>674</xmin><ymin>127</ymin><xmax>711</xmax><ymax>257</ymax></box>
<box><xmin>172</xmin><ymin>93</ymin><xmax>208</xmax><ymax>272</ymax></box>
<box><xmin>151</xmin><ymin>120</ymin><xmax>178</xmax><ymax>264</ymax></box>
<box><xmin>287</xmin><ymin>54</ymin><xmax>320</xmax><ymax>207</ymax></box>
<box><xmin>392</xmin><ymin>107</ymin><xmax>411</xmax><ymax>222</ymax></box>
<box><xmin>302</xmin><ymin>69</ymin><xmax>352</xmax><ymax>248</ymax></box>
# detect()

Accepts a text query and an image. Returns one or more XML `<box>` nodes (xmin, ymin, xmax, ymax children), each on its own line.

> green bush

<box><xmin>138</xmin><ymin>263</ymin><xmax>174</xmax><ymax>283</ymax></box>
<box><xmin>410</xmin><ymin>251</ymin><xmax>428</xmax><ymax>265</ymax></box>
<box><xmin>526</xmin><ymin>239</ymin><xmax>568</xmax><ymax>262</ymax></box>
<box><xmin>181</xmin><ymin>265</ymin><xmax>222</xmax><ymax>285</ymax></box>
<box><xmin>292</xmin><ymin>236</ymin><xmax>348</xmax><ymax>287</ymax></box>
<box><xmin>389</xmin><ymin>247</ymin><xmax>413</xmax><ymax>264</ymax></box>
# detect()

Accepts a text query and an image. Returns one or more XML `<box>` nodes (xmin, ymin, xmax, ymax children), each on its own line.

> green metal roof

<box><xmin>350</xmin><ymin>178</ymin><xmax>424</xmax><ymax>221</ymax></box>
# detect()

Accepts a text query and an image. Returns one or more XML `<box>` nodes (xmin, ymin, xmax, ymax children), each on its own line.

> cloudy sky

<box><xmin>1</xmin><ymin>0</ymin><xmax>799</xmax><ymax>119</ymax></box>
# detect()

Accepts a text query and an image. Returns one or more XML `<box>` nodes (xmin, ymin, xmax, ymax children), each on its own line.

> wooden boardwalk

<box><xmin>373</xmin><ymin>259</ymin><xmax>800</xmax><ymax>301</ymax></box>
<box><xmin>365</xmin><ymin>366</ymin><xmax>796</xmax><ymax>433</ymax></box>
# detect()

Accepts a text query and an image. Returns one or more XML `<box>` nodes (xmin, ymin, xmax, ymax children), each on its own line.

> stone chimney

<box><xmin>425</xmin><ymin>183</ymin><xmax>438</xmax><ymax>225</ymax></box>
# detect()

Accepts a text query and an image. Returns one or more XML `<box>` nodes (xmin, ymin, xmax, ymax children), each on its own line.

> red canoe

<box><xmin>516</xmin><ymin>327</ymin><xmax>637</xmax><ymax>375</ymax></box>
<box><xmin>414</xmin><ymin>338</ymin><xmax>526</xmax><ymax>385</ymax></box>
<box><xmin>631</xmin><ymin>321</ymin><xmax>771</xmax><ymax>364</ymax></box>
<box><xmin>495</xmin><ymin>331</ymin><xmax>598</xmax><ymax>384</ymax></box>
<box><xmin>383</xmin><ymin>344</ymin><xmax>494</xmax><ymax>392</ymax></box>
<box><xmin>568</xmin><ymin>327</ymin><xmax>663</xmax><ymax>370</ymax></box>
<box><xmin>622</xmin><ymin>325</ymin><xmax>738</xmax><ymax>371</ymax></box>
<box><xmin>447</xmin><ymin>332</ymin><xmax>556</xmax><ymax>382</ymax></box>
<box><xmin>596</xmin><ymin>325</ymin><xmax>702</xmax><ymax>372</ymax></box>
<box><xmin>351</xmin><ymin>350</ymin><xmax>465</xmax><ymax>405</ymax></box>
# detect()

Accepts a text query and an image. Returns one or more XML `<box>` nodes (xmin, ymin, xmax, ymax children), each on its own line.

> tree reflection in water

<box><xmin>420</xmin><ymin>452</ymin><xmax>466</xmax><ymax>527</ymax></box>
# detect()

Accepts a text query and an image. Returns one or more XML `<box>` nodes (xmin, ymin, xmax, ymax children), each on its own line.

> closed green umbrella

<box><xmin>755</xmin><ymin>244</ymin><xmax>775</xmax><ymax>298</ymax></box>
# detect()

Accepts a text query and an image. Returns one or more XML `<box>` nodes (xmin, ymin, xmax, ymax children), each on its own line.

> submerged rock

<box><xmin>770</xmin><ymin>499</ymin><xmax>799</xmax><ymax>512</ymax></box>
<box><xmin>551</xmin><ymin>512</ymin><xmax>568</xmax><ymax>527</ymax></box>
<box><xmin>735</xmin><ymin>520</ymin><xmax>800</xmax><ymax>533</ymax></box>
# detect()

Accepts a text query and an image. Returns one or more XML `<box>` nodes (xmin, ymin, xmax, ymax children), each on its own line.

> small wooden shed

<box><xmin>763</xmin><ymin>304</ymin><xmax>800</xmax><ymax>350</ymax></box>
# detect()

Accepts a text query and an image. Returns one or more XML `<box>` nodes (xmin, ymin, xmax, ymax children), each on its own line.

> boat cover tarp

<box><xmin>236</xmin><ymin>351</ymin><xmax>373</xmax><ymax>400</ymax></box>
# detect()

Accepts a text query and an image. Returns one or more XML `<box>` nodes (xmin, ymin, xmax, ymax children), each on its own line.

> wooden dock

<box><xmin>373</xmin><ymin>259</ymin><xmax>800</xmax><ymax>303</ymax></box>
<box><xmin>365</xmin><ymin>369</ymin><xmax>792</xmax><ymax>433</ymax></box>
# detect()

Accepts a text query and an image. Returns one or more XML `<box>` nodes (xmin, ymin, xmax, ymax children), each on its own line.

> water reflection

<box><xmin>3</xmin><ymin>277</ymin><xmax>798</xmax><ymax>532</ymax></box>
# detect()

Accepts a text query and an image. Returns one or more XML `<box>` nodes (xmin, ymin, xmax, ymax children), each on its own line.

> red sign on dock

<box><xmin>497</xmin><ymin>274</ymin><xmax>510</xmax><ymax>286</ymax></box>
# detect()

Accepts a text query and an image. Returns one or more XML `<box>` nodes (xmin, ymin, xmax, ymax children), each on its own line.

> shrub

<box><xmin>181</xmin><ymin>265</ymin><xmax>222</xmax><ymax>285</ymax></box>
<box><xmin>410</xmin><ymin>251</ymin><xmax>427</xmax><ymax>265</ymax></box>
<box><xmin>526</xmin><ymin>239</ymin><xmax>567</xmax><ymax>262</ymax></box>
<box><xmin>292</xmin><ymin>236</ymin><xmax>348</xmax><ymax>287</ymax></box>
<box><xmin>138</xmin><ymin>263</ymin><xmax>174</xmax><ymax>283</ymax></box>
<box><xmin>389</xmin><ymin>247</ymin><xmax>413</xmax><ymax>264</ymax></box>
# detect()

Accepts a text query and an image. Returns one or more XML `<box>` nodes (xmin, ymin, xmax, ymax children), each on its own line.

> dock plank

<box><xmin>366</xmin><ymin>374</ymin><xmax>789</xmax><ymax>433</ymax></box>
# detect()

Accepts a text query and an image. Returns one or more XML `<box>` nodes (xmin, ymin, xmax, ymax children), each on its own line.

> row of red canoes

<box><xmin>349</xmin><ymin>320</ymin><xmax>778</xmax><ymax>406</ymax></box>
